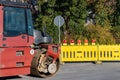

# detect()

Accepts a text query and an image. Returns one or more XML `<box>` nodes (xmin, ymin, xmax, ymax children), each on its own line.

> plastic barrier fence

<box><xmin>60</xmin><ymin>45</ymin><xmax>120</xmax><ymax>62</ymax></box>
<box><xmin>61</xmin><ymin>45</ymin><xmax>98</xmax><ymax>62</ymax></box>
<box><xmin>98</xmin><ymin>45</ymin><xmax>120</xmax><ymax>61</ymax></box>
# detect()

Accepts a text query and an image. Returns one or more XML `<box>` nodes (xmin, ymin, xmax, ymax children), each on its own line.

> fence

<box><xmin>60</xmin><ymin>44</ymin><xmax>120</xmax><ymax>63</ymax></box>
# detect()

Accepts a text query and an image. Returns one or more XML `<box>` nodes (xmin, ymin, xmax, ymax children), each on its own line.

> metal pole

<box><xmin>58</xmin><ymin>27</ymin><xmax>60</xmax><ymax>44</ymax></box>
<box><xmin>58</xmin><ymin>16</ymin><xmax>61</xmax><ymax>44</ymax></box>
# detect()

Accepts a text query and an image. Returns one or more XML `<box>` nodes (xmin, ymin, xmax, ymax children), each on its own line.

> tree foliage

<box><xmin>34</xmin><ymin>0</ymin><xmax>120</xmax><ymax>44</ymax></box>
<box><xmin>35</xmin><ymin>0</ymin><xmax>87</xmax><ymax>43</ymax></box>
<box><xmin>84</xmin><ymin>24</ymin><xmax>115</xmax><ymax>44</ymax></box>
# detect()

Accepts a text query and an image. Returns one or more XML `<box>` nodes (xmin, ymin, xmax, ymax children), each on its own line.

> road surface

<box><xmin>1</xmin><ymin>62</ymin><xmax>120</xmax><ymax>80</ymax></box>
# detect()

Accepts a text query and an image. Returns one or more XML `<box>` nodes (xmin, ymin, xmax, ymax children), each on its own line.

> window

<box><xmin>4</xmin><ymin>7</ymin><xmax>33</xmax><ymax>37</ymax></box>
<box><xmin>4</xmin><ymin>7</ymin><xmax>26</xmax><ymax>36</ymax></box>
<box><xmin>26</xmin><ymin>9</ymin><xmax>33</xmax><ymax>36</ymax></box>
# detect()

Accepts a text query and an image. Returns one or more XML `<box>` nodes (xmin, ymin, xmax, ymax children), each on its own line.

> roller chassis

<box><xmin>30</xmin><ymin>44</ymin><xmax>60</xmax><ymax>78</ymax></box>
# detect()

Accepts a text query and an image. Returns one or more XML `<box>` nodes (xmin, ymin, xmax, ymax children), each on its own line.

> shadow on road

<box><xmin>0</xmin><ymin>76</ymin><xmax>22</xmax><ymax>80</ymax></box>
<box><xmin>0</xmin><ymin>75</ymin><xmax>41</xmax><ymax>80</ymax></box>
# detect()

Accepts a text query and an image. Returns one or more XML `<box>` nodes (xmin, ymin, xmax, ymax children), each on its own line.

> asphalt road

<box><xmin>1</xmin><ymin>62</ymin><xmax>120</xmax><ymax>80</ymax></box>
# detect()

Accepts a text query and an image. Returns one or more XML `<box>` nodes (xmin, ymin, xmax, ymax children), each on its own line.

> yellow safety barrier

<box><xmin>60</xmin><ymin>45</ymin><xmax>120</xmax><ymax>63</ymax></box>
<box><xmin>98</xmin><ymin>45</ymin><xmax>120</xmax><ymax>61</ymax></box>
<box><xmin>61</xmin><ymin>45</ymin><xmax>98</xmax><ymax>62</ymax></box>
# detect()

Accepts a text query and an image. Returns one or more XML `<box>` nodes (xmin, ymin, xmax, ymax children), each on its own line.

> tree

<box><xmin>54</xmin><ymin>0</ymin><xmax>88</xmax><ymax>41</ymax></box>
<box><xmin>83</xmin><ymin>0</ymin><xmax>116</xmax><ymax>44</ymax></box>
<box><xmin>34</xmin><ymin>0</ymin><xmax>58</xmax><ymax>43</ymax></box>
<box><xmin>34</xmin><ymin>0</ymin><xmax>119</xmax><ymax>44</ymax></box>
<box><xmin>35</xmin><ymin>0</ymin><xmax>88</xmax><ymax>43</ymax></box>
<box><xmin>114</xmin><ymin>0</ymin><xmax>120</xmax><ymax>26</ymax></box>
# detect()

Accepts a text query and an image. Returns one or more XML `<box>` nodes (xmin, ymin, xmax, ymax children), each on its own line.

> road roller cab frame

<box><xmin>0</xmin><ymin>0</ymin><xmax>60</xmax><ymax>78</ymax></box>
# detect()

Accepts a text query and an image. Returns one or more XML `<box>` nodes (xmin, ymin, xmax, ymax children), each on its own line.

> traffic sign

<box><xmin>54</xmin><ymin>16</ymin><xmax>65</xmax><ymax>44</ymax></box>
<box><xmin>54</xmin><ymin>16</ymin><xmax>65</xmax><ymax>27</ymax></box>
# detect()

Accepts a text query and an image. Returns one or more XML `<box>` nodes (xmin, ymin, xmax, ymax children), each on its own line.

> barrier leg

<box><xmin>95</xmin><ymin>61</ymin><xmax>102</xmax><ymax>64</ymax></box>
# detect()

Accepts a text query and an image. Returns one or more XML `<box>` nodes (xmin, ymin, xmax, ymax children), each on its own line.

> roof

<box><xmin>0</xmin><ymin>0</ymin><xmax>30</xmax><ymax>8</ymax></box>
